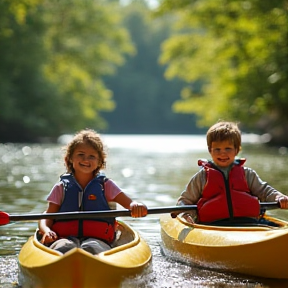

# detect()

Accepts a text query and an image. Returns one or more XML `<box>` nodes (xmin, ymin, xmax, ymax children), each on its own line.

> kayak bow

<box><xmin>18</xmin><ymin>220</ymin><xmax>152</xmax><ymax>288</ymax></box>
<box><xmin>160</xmin><ymin>213</ymin><xmax>288</xmax><ymax>279</ymax></box>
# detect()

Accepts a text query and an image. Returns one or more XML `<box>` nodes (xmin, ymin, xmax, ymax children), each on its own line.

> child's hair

<box><xmin>206</xmin><ymin>121</ymin><xmax>241</xmax><ymax>152</ymax></box>
<box><xmin>63</xmin><ymin>129</ymin><xmax>107</xmax><ymax>175</ymax></box>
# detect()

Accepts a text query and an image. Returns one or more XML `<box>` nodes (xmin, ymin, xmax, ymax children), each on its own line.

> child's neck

<box><xmin>74</xmin><ymin>172</ymin><xmax>94</xmax><ymax>189</ymax></box>
<box><xmin>213</xmin><ymin>163</ymin><xmax>233</xmax><ymax>179</ymax></box>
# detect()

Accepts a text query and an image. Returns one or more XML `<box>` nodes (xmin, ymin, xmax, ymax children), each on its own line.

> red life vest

<box><xmin>51</xmin><ymin>173</ymin><xmax>115</xmax><ymax>243</ymax></box>
<box><xmin>52</xmin><ymin>220</ymin><xmax>115</xmax><ymax>243</ymax></box>
<box><xmin>197</xmin><ymin>159</ymin><xmax>260</xmax><ymax>223</ymax></box>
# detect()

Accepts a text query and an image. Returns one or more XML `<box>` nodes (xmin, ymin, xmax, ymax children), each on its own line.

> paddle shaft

<box><xmin>6</xmin><ymin>205</ymin><xmax>198</xmax><ymax>222</ymax></box>
<box><xmin>0</xmin><ymin>202</ymin><xmax>280</xmax><ymax>225</ymax></box>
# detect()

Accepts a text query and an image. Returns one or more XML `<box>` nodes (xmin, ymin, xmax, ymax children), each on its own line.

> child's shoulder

<box><xmin>243</xmin><ymin>166</ymin><xmax>257</xmax><ymax>175</ymax></box>
<box><xmin>96</xmin><ymin>172</ymin><xmax>108</xmax><ymax>183</ymax></box>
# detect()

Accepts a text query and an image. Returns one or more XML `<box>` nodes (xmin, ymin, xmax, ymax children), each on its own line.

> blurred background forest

<box><xmin>0</xmin><ymin>0</ymin><xmax>287</xmax><ymax>145</ymax></box>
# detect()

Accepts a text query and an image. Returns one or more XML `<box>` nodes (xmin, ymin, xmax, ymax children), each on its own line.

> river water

<box><xmin>0</xmin><ymin>134</ymin><xmax>288</xmax><ymax>288</ymax></box>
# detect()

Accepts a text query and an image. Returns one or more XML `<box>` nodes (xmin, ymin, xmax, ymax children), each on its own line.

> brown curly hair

<box><xmin>63</xmin><ymin>129</ymin><xmax>107</xmax><ymax>176</ymax></box>
<box><xmin>206</xmin><ymin>121</ymin><xmax>242</xmax><ymax>153</ymax></box>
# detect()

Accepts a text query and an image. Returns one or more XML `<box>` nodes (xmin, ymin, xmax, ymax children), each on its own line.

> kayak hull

<box><xmin>160</xmin><ymin>214</ymin><xmax>288</xmax><ymax>279</ymax></box>
<box><xmin>18</xmin><ymin>221</ymin><xmax>152</xmax><ymax>288</ymax></box>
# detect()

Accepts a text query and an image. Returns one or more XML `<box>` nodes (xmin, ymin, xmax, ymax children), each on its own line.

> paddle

<box><xmin>0</xmin><ymin>202</ymin><xmax>280</xmax><ymax>226</ymax></box>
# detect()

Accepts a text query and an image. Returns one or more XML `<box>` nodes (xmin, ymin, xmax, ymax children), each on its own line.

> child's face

<box><xmin>209</xmin><ymin>140</ymin><xmax>238</xmax><ymax>168</ymax></box>
<box><xmin>70</xmin><ymin>143</ymin><xmax>100</xmax><ymax>175</ymax></box>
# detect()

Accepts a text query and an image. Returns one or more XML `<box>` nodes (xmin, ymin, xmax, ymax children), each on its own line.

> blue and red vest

<box><xmin>51</xmin><ymin>173</ymin><xmax>116</xmax><ymax>243</ymax></box>
<box><xmin>197</xmin><ymin>159</ymin><xmax>260</xmax><ymax>223</ymax></box>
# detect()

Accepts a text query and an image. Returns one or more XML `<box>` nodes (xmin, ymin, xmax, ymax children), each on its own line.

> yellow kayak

<box><xmin>18</xmin><ymin>220</ymin><xmax>152</xmax><ymax>288</ymax></box>
<box><xmin>160</xmin><ymin>214</ymin><xmax>288</xmax><ymax>279</ymax></box>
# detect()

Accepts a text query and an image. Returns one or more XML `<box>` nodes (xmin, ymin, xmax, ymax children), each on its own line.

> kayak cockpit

<box><xmin>178</xmin><ymin>214</ymin><xmax>288</xmax><ymax>231</ymax></box>
<box><xmin>34</xmin><ymin>220</ymin><xmax>138</xmax><ymax>256</ymax></box>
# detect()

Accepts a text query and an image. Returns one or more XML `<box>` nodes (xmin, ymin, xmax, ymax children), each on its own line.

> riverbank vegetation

<box><xmin>0</xmin><ymin>0</ymin><xmax>287</xmax><ymax>146</ymax></box>
<box><xmin>155</xmin><ymin>0</ymin><xmax>288</xmax><ymax>145</ymax></box>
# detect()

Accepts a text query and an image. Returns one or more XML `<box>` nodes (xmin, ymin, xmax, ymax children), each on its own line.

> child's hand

<box><xmin>130</xmin><ymin>202</ymin><xmax>148</xmax><ymax>218</ymax></box>
<box><xmin>40</xmin><ymin>229</ymin><xmax>58</xmax><ymax>245</ymax></box>
<box><xmin>277</xmin><ymin>196</ymin><xmax>288</xmax><ymax>209</ymax></box>
<box><xmin>182</xmin><ymin>213</ymin><xmax>195</xmax><ymax>224</ymax></box>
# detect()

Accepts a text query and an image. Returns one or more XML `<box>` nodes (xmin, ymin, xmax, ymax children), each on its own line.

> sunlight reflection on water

<box><xmin>103</xmin><ymin>134</ymin><xmax>208</xmax><ymax>153</ymax></box>
<box><xmin>58</xmin><ymin>133</ymin><xmax>266</xmax><ymax>153</ymax></box>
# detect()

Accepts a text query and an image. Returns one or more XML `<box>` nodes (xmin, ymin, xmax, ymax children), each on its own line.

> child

<box><xmin>177</xmin><ymin>121</ymin><xmax>288</xmax><ymax>224</ymax></box>
<box><xmin>39</xmin><ymin>129</ymin><xmax>148</xmax><ymax>254</ymax></box>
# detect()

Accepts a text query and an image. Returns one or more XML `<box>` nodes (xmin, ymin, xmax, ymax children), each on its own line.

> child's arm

<box><xmin>38</xmin><ymin>202</ymin><xmax>60</xmax><ymax>244</ymax></box>
<box><xmin>175</xmin><ymin>170</ymin><xmax>205</xmax><ymax>222</ymax></box>
<box><xmin>177</xmin><ymin>170</ymin><xmax>205</xmax><ymax>206</ymax></box>
<box><xmin>113</xmin><ymin>192</ymin><xmax>147</xmax><ymax>218</ymax></box>
<box><xmin>246</xmin><ymin>168</ymin><xmax>286</xmax><ymax>200</ymax></box>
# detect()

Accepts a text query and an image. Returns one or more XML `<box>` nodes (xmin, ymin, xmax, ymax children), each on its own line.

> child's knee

<box><xmin>81</xmin><ymin>238</ymin><xmax>111</xmax><ymax>254</ymax></box>
<box><xmin>50</xmin><ymin>238</ymin><xmax>77</xmax><ymax>253</ymax></box>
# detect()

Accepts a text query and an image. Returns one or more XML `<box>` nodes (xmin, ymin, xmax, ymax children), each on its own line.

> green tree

<box><xmin>0</xmin><ymin>0</ymin><xmax>134</xmax><ymax>142</ymax></box>
<box><xmin>155</xmin><ymin>0</ymin><xmax>288</xmax><ymax>145</ymax></box>
<box><xmin>0</xmin><ymin>0</ymin><xmax>49</xmax><ymax>141</ymax></box>
<box><xmin>102</xmin><ymin>0</ymin><xmax>202</xmax><ymax>134</ymax></box>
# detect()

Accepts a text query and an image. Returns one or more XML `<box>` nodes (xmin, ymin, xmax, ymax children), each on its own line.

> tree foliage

<box><xmin>155</xmin><ymin>0</ymin><xmax>288</xmax><ymax>144</ymax></box>
<box><xmin>102</xmin><ymin>0</ymin><xmax>202</xmax><ymax>134</ymax></box>
<box><xmin>0</xmin><ymin>0</ymin><xmax>134</xmax><ymax>142</ymax></box>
